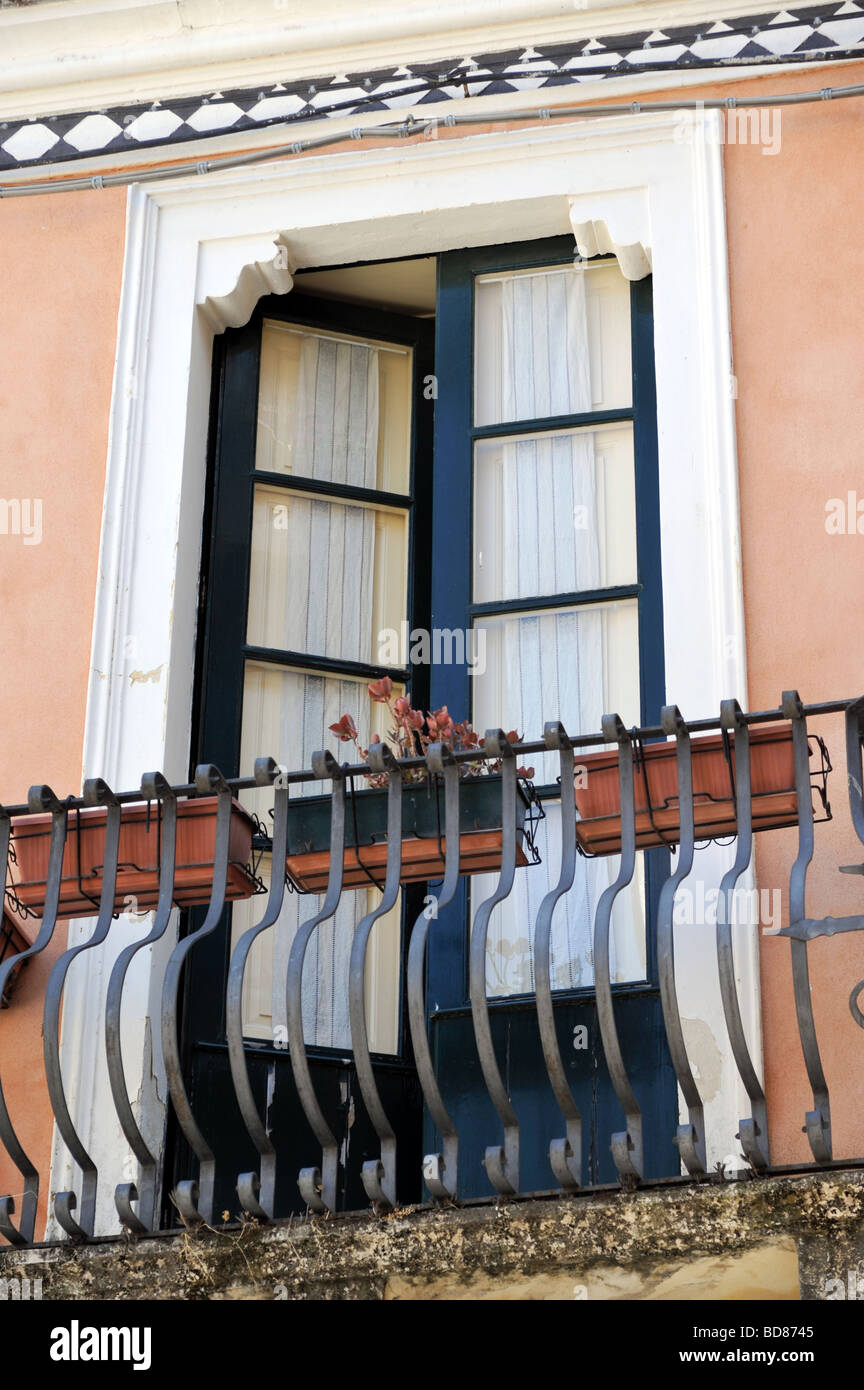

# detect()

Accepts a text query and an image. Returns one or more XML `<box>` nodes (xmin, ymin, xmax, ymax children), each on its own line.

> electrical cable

<box><xmin>2</xmin><ymin>59</ymin><xmax>864</xmax><ymax>197</ymax></box>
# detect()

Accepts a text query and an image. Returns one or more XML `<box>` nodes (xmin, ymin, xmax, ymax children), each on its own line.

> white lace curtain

<box><xmin>476</xmin><ymin>268</ymin><xmax>644</xmax><ymax>995</ymax></box>
<box><xmin>287</xmin><ymin>335</ymin><xmax>380</xmax><ymax>663</ymax></box>
<box><xmin>294</xmin><ymin>332</ymin><xmax>380</xmax><ymax>486</ymax></box>
<box><xmin>238</xmin><ymin>332</ymin><xmax>399</xmax><ymax>1052</ymax></box>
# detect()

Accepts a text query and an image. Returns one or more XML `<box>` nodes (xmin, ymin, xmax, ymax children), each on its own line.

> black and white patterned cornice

<box><xmin>2</xmin><ymin>1</ymin><xmax>863</xmax><ymax>170</ymax></box>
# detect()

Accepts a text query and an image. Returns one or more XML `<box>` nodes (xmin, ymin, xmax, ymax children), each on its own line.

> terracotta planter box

<box><xmin>0</xmin><ymin>909</ymin><xmax>36</xmax><ymax>1007</ymax></box>
<box><xmin>8</xmin><ymin>796</ymin><xmax>257</xmax><ymax>919</ymax></box>
<box><xmin>574</xmin><ymin>723</ymin><xmax>806</xmax><ymax>856</ymax></box>
<box><xmin>285</xmin><ymin>776</ymin><xmax>533</xmax><ymax>893</ymax></box>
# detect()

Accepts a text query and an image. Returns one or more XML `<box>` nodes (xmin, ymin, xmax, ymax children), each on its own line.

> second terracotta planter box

<box><xmin>574</xmin><ymin>723</ymin><xmax>803</xmax><ymax>856</ymax></box>
<box><xmin>8</xmin><ymin>797</ymin><xmax>258</xmax><ymax>918</ymax></box>
<box><xmin>285</xmin><ymin>775</ymin><xmax>532</xmax><ymax>892</ymax></box>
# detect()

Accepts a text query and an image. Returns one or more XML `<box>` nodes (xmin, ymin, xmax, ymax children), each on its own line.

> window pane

<box><xmin>472</xmin><ymin>600</ymin><xmax>640</xmax><ymax>785</ymax></box>
<box><xmin>230</xmin><ymin>859</ymin><xmax>402</xmax><ymax>1054</ymax></box>
<box><xmin>247</xmin><ymin>484</ymin><xmax>408</xmax><ymax>663</ymax></box>
<box><xmin>473</xmin><ymin>424</ymin><xmax>637</xmax><ymax>603</ymax></box>
<box><xmin>235</xmin><ymin>661</ymin><xmax>403</xmax><ymax>1053</ymax></box>
<box><xmin>474</xmin><ymin>261</ymin><xmax>632</xmax><ymax>426</ymax></box>
<box><xmin>478</xmin><ymin>802</ymin><xmax>647</xmax><ymax>998</ymax></box>
<box><xmin>257</xmin><ymin>319</ymin><xmax>412</xmax><ymax>493</ymax></box>
<box><xmin>240</xmin><ymin>661</ymin><xmax>401</xmax><ymax>809</ymax></box>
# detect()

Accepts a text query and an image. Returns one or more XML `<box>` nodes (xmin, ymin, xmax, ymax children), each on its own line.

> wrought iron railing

<box><xmin>0</xmin><ymin>691</ymin><xmax>862</xmax><ymax>1245</ymax></box>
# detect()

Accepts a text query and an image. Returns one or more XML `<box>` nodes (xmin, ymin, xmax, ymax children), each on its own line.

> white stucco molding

<box><xmin>200</xmin><ymin>195</ymin><xmax>653</xmax><ymax>322</ymax></box>
<box><xmin>197</xmin><ymin>234</ymin><xmax>295</xmax><ymax>333</ymax></box>
<box><xmin>569</xmin><ymin>194</ymin><xmax>652</xmax><ymax>281</ymax></box>
<box><xmin>52</xmin><ymin>109</ymin><xmax>755</xmax><ymax>1236</ymax></box>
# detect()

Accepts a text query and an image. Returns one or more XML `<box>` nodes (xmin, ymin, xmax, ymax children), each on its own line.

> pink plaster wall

<box><xmin>723</xmin><ymin>76</ymin><xmax>864</xmax><ymax>1163</ymax></box>
<box><xmin>0</xmin><ymin>186</ymin><xmax>127</xmax><ymax>1237</ymax></box>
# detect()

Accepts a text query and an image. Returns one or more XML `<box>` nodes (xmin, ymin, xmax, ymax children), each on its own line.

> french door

<box><xmin>426</xmin><ymin>238</ymin><xmax>678</xmax><ymax>1195</ymax></box>
<box><xmin>175</xmin><ymin>292</ymin><xmax>433</xmax><ymax>1219</ymax></box>
<box><xmin>177</xmin><ymin>240</ymin><xmax>677</xmax><ymax>1221</ymax></box>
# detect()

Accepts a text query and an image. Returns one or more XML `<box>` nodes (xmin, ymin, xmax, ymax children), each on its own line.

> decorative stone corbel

<box><xmin>569</xmin><ymin>193</ymin><xmax>652</xmax><ymax>280</ymax></box>
<box><xmin>197</xmin><ymin>233</ymin><xmax>295</xmax><ymax>333</ymax></box>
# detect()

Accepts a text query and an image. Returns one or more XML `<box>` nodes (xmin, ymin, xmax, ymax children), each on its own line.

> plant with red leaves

<box><xmin>328</xmin><ymin>684</ymin><xmax>535</xmax><ymax>786</ymax></box>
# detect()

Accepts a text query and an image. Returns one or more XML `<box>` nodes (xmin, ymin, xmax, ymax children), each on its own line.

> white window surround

<box><xmin>48</xmin><ymin>109</ymin><xmax>758</xmax><ymax>1236</ymax></box>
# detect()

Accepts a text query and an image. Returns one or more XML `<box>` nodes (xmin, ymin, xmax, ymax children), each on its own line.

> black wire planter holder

<box><xmin>282</xmin><ymin>764</ymin><xmax>543</xmax><ymax>894</ymax></box>
<box><xmin>573</xmin><ymin>719</ymin><xmax>832</xmax><ymax>857</ymax></box>
<box><xmin>5</xmin><ymin>792</ymin><xmax>264</xmax><ymax>920</ymax></box>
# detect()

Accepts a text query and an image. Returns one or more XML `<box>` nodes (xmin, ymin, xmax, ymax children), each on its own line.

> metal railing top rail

<box><xmin>0</xmin><ymin>694</ymin><xmax>854</xmax><ymax>818</ymax></box>
<box><xmin>0</xmin><ymin>690</ymin><xmax>861</xmax><ymax>1246</ymax></box>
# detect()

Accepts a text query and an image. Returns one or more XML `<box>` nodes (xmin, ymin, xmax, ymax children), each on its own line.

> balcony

<box><xmin>0</xmin><ymin>691</ymin><xmax>862</xmax><ymax>1300</ymax></box>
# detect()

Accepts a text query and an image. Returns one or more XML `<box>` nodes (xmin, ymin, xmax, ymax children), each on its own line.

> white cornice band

<box><xmin>0</xmin><ymin>0</ymin><xmax>816</xmax><ymax>110</ymax></box>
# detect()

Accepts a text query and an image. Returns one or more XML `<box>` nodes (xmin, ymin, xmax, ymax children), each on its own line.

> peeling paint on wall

<box><xmin>128</xmin><ymin>666</ymin><xmax>163</xmax><ymax>686</ymax></box>
<box><xmin>681</xmin><ymin>1016</ymin><xmax>725</xmax><ymax>1102</ymax></box>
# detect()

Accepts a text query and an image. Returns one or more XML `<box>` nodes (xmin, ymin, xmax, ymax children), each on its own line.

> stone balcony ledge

<box><xmin>2</xmin><ymin>1168</ymin><xmax>863</xmax><ymax>1301</ymax></box>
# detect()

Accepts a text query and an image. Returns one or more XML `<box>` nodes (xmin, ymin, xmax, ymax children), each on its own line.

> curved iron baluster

<box><xmin>593</xmin><ymin>715</ymin><xmax>643</xmax><ymax>1183</ymax></box>
<box><xmin>349</xmin><ymin>744</ymin><xmax>403</xmax><ymax>1211</ymax></box>
<box><xmin>656</xmin><ymin>705</ymin><xmax>706</xmax><ymax>1177</ymax></box>
<box><xmin>44</xmin><ymin>779</ymin><xmax>122</xmax><ymax>1240</ymax></box>
<box><xmin>469</xmin><ymin>730</ymin><xmax>520</xmax><ymax>1196</ymax></box>
<box><xmin>286</xmin><ymin>751</ymin><xmax>345</xmax><ymax>1214</ymax></box>
<box><xmin>845</xmin><ymin>698</ymin><xmax>864</xmax><ymax>1030</ymax></box>
<box><xmin>161</xmin><ymin>766</ymin><xmax>234</xmax><ymax>1225</ymax></box>
<box><xmin>845</xmin><ymin>695</ymin><xmax>864</xmax><ymax>845</ymax></box>
<box><xmin>782</xmin><ymin>698</ymin><xmax>864</xmax><ymax>946</ymax></box>
<box><xmin>406</xmin><ymin>744</ymin><xmax>461</xmax><ymax>1201</ymax></box>
<box><xmin>783</xmin><ymin>689</ymin><xmax>831</xmax><ymax>1162</ymax></box>
<box><xmin>715</xmin><ymin>700</ymin><xmax>769</xmax><ymax>1170</ymax></box>
<box><xmin>105</xmin><ymin>772</ymin><xmax>177</xmax><ymax>1234</ymax></box>
<box><xmin>0</xmin><ymin>789</ymin><xmax>67</xmax><ymax>1245</ymax></box>
<box><xmin>227</xmin><ymin>757</ymin><xmax>289</xmax><ymax>1220</ymax></box>
<box><xmin>534</xmin><ymin>722</ymin><xmax>581</xmax><ymax>1190</ymax></box>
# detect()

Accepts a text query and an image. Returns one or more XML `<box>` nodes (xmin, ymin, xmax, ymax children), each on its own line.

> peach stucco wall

<box><xmin>0</xmin><ymin>186</ymin><xmax>127</xmax><ymax>1234</ymax></box>
<box><xmin>721</xmin><ymin>73</ymin><xmax>864</xmax><ymax>1164</ymax></box>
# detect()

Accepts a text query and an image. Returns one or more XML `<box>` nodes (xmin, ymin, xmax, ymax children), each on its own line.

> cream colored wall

<box><xmin>386</xmin><ymin>1238</ymin><xmax>800</xmax><ymax>1300</ymax></box>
